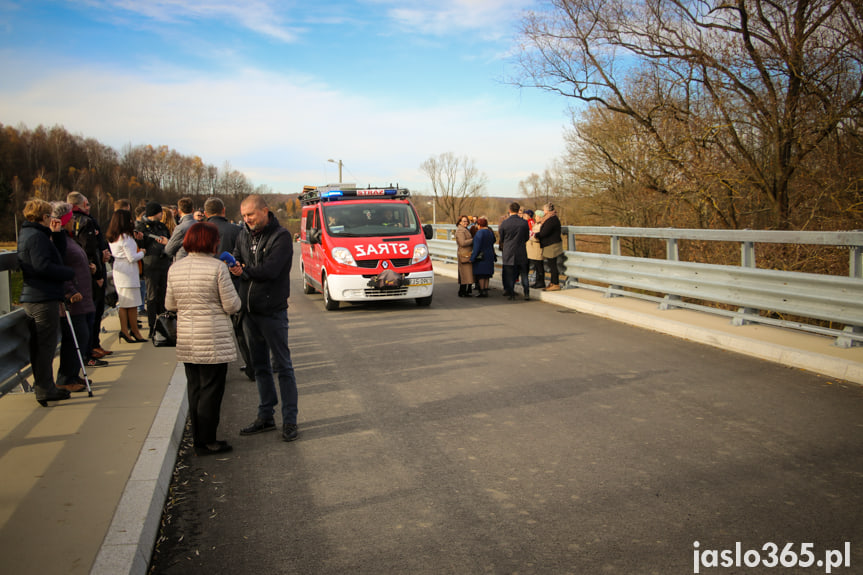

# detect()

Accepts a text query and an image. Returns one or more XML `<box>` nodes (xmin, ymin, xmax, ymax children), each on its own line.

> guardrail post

<box><xmin>836</xmin><ymin>326</ymin><xmax>861</xmax><ymax>348</ymax></box>
<box><xmin>605</xmin><ymin>235</ymin><xmax>622</xmax><ymax>298</ymax></box>
<box><xmin>851</xmin><ymin>245</ymin><xmax>862</xmax><ymax>279</ymax></box>
<box><xmin>731</xmin><ymin>307</ymin><xmax>759</xmax><ymax>326</ymax></box>
<box><xmin>741</xmin><ymin>241</ymin><xmax>756</xmax><ymax>268</ymax></box>
<box><xmin>563</xmin><ymin>228</ymin><xmax>579</xmax><ymax>289</ymax></box>
<box><xmin>659</xmin><ymin>238</ymin><xmax>682</xmax><ymax>310</ymax></box>
<box><xmin>666</xmin><ymin>238</ymin><xmax>679</xmax><ymax>261</ymax></box>
<box><xmin>730</xmin><ymin>241</ymin><xmax>759</xmax><ymax>324</ymax></box>
<box><xmin>835</xmin><ymin>326</ymin><xmax>863</xmax><ymax>348</ymax></box>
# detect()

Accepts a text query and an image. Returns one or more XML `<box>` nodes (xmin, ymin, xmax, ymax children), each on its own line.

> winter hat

<box><xmin>145</xmin><ymin>201</ymin><xmax>163</xmax><ymax>217</ymax></box>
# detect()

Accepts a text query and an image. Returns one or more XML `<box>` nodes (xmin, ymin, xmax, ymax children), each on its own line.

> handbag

<box><xmin>152</xmin><ymin>311</ymin><xmax>177</xmax><ymax>347</ymax></box>
<box><xmin>474</xmin><ymin>250</ymin><xmax>485</xmax><ymax>262</ymax></box>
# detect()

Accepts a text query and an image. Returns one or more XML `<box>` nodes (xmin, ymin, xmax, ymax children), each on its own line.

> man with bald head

<box><xmin>229</xmin><ymin>195</ymin><xmax>299</xmax><ymax>442</ymax></box>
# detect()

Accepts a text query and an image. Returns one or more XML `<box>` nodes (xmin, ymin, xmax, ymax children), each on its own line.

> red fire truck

<box><xmin>299</xmin><ymin>184</ymin><xmax>435</xmax><ymax>310</ymax></box>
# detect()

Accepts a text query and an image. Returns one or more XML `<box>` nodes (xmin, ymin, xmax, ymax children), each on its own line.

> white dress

<box><xmin>109</xmin><ymin>233</ymin><xmax>144</xmax><ymax>308</ymax></box>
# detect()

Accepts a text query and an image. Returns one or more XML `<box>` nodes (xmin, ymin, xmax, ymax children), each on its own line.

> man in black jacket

<box><xmin>229</xmin><ymin>195</ymin><xmax>299</xmax><ymax>442</ymax></box>
<box><xmin>135</xmin><ymin>201</ymin><xmax>171</xmax><ymax>338</ymax></box>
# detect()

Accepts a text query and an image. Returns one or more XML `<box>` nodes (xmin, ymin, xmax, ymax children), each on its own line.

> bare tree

<box><xmin>419</xmin><ymin>152</ymin><xmax>487</xmax><ymax>224</ymax></box>
<box><xmin>519</xmin><ymin>164</ymin><xmax>564</xmax><ymax>207</ymax></box>
<box><xmin>515</xmin><ymin>0</ymin><xmax>863</xmax><ymax>229</ymax></box>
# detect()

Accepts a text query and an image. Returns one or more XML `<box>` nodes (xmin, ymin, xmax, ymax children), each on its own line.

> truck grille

<box><xmin>355</xmin><ymin>258</ymin><xmax>413</xmax><ymax>269</ymax></box>
<box><xmin>364</xmin><ymin>287</ymin><xmax>409</xmax><ymax>297</ymax></box>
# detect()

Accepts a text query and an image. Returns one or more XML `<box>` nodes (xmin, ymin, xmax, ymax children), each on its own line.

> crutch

<box><xmin>63</xmin><ymin>302</ymin><xmax>93</xmax><ymax>397</ymax></box>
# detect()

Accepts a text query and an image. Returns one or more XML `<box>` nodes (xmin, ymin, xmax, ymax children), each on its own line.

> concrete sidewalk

<box><xmin>0</xmin><ymin>265</ymin><xmax>860</xmax><ymax>575</ymax></box>
<box><xmin>0</xmin><ymin>313</ymin><xmax>186</xmax><ymax>575</ymax></box>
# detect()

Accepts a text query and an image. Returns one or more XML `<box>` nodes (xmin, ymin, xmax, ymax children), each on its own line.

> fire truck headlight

<box><xmin>411</xmin><ymin>244</ymin><xmax>429</xmax><ymax>264</ymax></box>
<box><xmin>332</xmin><ymin>247</ymin><xmax>356</xmax><ymax>266</ymax></box>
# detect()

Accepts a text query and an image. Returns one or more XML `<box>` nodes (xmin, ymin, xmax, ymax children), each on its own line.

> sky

<box><xmin>0</xmin><ymin>0</ymin><xmax>570</xmax><ymax>197</ymax></box>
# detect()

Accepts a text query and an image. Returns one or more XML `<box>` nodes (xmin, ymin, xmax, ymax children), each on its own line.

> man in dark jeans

<box><xmin>229</xmin><ymin>195</ymin><xmax>299</xmax><ymax>442</ymax></box>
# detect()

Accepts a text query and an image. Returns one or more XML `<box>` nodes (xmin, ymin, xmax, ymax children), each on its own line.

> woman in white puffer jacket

<box><xmin>166</xmin><ymin>222</ymin><xmax>241</xmax><ymax>456</ymax></box>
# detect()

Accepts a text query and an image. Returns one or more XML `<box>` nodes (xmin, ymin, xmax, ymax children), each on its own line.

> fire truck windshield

<box><xmin>322</xmin><ymin>203</ymin><xmax>419</xmax><ymax>237</ymax></box>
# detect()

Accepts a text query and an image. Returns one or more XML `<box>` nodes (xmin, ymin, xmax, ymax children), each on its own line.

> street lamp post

<box><xmin>427</xmin><ymin>200</ymin><xmax>436</xmax><ymax>225</ymax></box>
<box><xmin>327</xmin><ymin>159</ymin><xmax>343</xmax><ymax>184</ymax></box>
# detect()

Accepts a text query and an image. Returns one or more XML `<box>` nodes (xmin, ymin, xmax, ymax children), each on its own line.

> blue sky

<box><xmin>0</xmin><ymin>0</ymin><xmax>568</xmax><ymax>196</ymax></box>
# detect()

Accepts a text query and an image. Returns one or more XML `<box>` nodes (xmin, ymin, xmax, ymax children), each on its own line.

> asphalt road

<box><xmin>148</xmin><ymin>269</ymin><xmax>863</xmax><ymax>575</ymax></box>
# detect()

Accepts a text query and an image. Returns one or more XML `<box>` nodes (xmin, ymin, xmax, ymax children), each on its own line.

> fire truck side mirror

<box><xmin>309</xmin><ymin>228</ymin><xmax>322</xmax><ymax>245</ymax></box>
<box><xmin>422</xmin><ymin>224</ymin><xmax>433</xmax><ymax>240</ymax></box>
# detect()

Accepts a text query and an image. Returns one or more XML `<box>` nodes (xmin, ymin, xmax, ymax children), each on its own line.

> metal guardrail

<box><xmin>0</xmin><ymin>251</ymin><xmax>31</xmax><ymax>396</ymax></box>
<box><xmin>428</xmin><ymin>225</ymin><xmax>863</xmax><ymax>348</ymax></box>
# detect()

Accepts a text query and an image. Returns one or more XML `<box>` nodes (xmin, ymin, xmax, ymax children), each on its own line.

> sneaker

<box><xmin>87</xmin><ymin>358</ymin><xmax>109</xmax><ymax>367</ymax></box>
<box><xmin>239</xmin><ymin>418</ymin><xmax>276</xmax><ymax>435</ymax></box>
<box><xmin>282</xmin><ymin>423</ymin><xmax>299</xmax><ymax>442</ymax></box>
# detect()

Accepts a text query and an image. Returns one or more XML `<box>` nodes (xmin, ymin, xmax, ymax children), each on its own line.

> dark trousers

<box><xmin>243</xmin><ymin>309</ymin><xmax>298</xmax><ymax>424</ymax></box>
<box><xmin>184</xmin><ymin>362</ymin><xmax>228</xmax><ymax>446</ymax></box>
<box><xmin>22</xmin><ymin>301</ymin><xmax>60</xmax><ymax>398</ymax></box>
<box><xmin>502</xmin><ymin>262</ymin><xmax>529</xmax><ymax>296</ymax></box>
<box><xmin>145</xmin><ymin>266</ymin><xmax>169</xmax><ymax>336</ymax></box>
<box><xmin>59</xmin><ymin>311</ymin><xmax>93</xmax><ymax>385</ymax></box>
<box><xmin>530</xmin><ymin>259</ymin><xmax>545</xmax><ymax>287</ymax></box>
<box><xmin>545</xmin><ymin>255</ymin><xmax>560</xmax><ymax>286</ymax></box>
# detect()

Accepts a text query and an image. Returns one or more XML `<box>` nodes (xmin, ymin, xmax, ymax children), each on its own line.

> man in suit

<box><xmin>498</xmin><ymin>202</ymin><xmax>531</xmax><ymax>301</ymax></box>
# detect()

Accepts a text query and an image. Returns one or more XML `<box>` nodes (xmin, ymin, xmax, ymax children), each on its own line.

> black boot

<box><xmin>458</xmin><ymin>285</ymin><xmax>466</xmax><ymax>297</ymax></box>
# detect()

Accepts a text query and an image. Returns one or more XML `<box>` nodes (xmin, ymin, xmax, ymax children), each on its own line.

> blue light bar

<box><xmin>300</xmin><ymin>185</ymin><xmax>410</xmax><ymax>205</ymax></box>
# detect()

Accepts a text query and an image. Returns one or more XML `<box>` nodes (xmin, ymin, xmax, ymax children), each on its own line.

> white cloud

<box><xmin>77</xmin><ymin>0</ymin><xmax>302</xmax><ymax>42</ymax></box>
<box><xmin>374</xmin><ymin>0</ymin><xmax>535</xmax><ymax>38</ymax></box>
<box><xmin>1</xmin><ymin>55</ymin><xmax>563</xmax><ymax>195</ymax></box>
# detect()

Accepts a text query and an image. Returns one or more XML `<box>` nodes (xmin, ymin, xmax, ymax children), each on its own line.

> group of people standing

<box><xmin>455</xmin><ymin>202</ymin><xmax>563</xmax><ymax>300</ymax></box>
<box><xmin>17</xmin><ymin>192</ymin><xmax>299</xmax><ymax>455</ymax></box>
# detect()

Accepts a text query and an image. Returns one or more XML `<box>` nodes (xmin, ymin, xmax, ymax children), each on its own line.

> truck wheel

<box><xmin>416</xmin><ymin>295</ymin><xmax>433</xmax><ymax>307</ymax></box>
<box><xmin>322</xmin><ymin>274</ymin><xmax>339</xmax><ymax>310</ymax></box>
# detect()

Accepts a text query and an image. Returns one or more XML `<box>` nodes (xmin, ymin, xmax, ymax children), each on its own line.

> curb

<box><xmin>90</xmin><ymin>363</ymin><xmax>188</xmax><ymax>575</ymax></box>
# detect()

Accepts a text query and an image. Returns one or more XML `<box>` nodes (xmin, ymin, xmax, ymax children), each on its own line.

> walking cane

<box><xmin>63</xmin><ymin>301</ymin><xmax>94</xmax><ymax>397</ymax></box>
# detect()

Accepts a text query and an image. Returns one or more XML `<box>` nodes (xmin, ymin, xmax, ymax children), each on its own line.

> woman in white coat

<box><xmin>106</xmin><ymin>209</ymin><xmax>146</xmax><ymax>342</ymax></box>
<box><xmin>166</xmin><ymin>222</ymin><xmax>241</xmax><ymax>456</ymax></box>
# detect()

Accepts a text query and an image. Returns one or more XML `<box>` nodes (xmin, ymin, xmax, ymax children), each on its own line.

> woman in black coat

<box><xmin>535</xmin><ymin>203</ymin><xmax>564</xmax><ymax>291</ymax></box>
<box><xmin>17</xmin><ymin>199</ymin><xmax>76</xmax><ymax>406</ymax></box>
